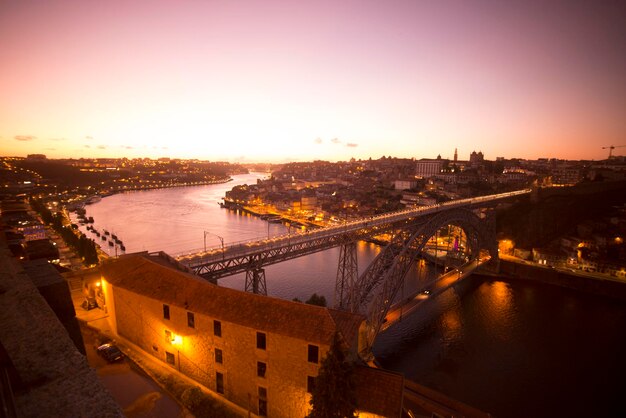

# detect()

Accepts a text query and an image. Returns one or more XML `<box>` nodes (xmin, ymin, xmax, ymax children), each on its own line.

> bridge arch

<box><xmin>343</xmin><ymin>208</ymin><xmax>498</xmax><ymax>358</ymax></box>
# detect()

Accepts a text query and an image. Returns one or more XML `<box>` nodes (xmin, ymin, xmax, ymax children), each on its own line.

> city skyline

<box><xmin>1</xmin><ymin>0</ymin><xmax>625</xmax><ymax>162</ymax></box>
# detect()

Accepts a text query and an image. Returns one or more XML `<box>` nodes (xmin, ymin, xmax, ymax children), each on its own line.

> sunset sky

<box><xmin>1</xmin><ymin>0</ymin><xmax>625</xmax><ymax>162</ymax></box>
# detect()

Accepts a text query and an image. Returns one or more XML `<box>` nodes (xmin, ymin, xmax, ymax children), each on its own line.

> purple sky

<box><xmin>1</xmin><ymin>0</ymin><xmax>625</xmax><ymax>162</ymax></box>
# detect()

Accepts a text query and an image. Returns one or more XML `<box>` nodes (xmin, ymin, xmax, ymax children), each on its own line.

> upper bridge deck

<box><xmin>176</xmin><ymin>189</ymin><xmax>531</xmax><ymax>277</ymax></box>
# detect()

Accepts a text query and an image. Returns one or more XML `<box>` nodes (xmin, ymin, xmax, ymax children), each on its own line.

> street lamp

<box><xmin>204</xmin><ymin>231</ymin><xmax>225</xmax><ymax>259</ymax></box>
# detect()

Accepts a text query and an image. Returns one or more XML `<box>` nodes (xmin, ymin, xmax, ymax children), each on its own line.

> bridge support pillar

<box><xmin>245</xmin><ymin>268</ymin><xmax>267</xmax><ymax>296</ymax></box>
<box><xmin>334</xmin><ymin>242</ymin><xmax>358</xmax><ymax>310</ymax></box>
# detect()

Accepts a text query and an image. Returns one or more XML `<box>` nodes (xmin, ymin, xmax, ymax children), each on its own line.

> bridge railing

<box><xmin>176</xmin><ymin>188</ymin><xmax>531</xmax><ymax>265</ymax></box>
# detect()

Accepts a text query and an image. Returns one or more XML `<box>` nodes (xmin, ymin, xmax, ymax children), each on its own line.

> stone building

<box><xmin>97</xmin><ymin>252</ymin><xmax>394</xmax><ymax>417</ymax></box>
<box><xmin>415</xmin><ymin>158</ymin><xmax>445</xmax><ymax>178</ymax></box>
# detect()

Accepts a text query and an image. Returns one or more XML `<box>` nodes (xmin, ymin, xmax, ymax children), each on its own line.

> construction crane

<box><xmin>602</xmin><ymin>145</ymin><xmax>626</xmax><ymax>159</ymax></box>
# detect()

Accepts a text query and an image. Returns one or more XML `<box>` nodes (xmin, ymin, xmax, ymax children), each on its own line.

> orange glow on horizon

<box><xmin>1</xmin><ymin>1</ymin><xmax>624</xmax><ymax>162</ymax></box>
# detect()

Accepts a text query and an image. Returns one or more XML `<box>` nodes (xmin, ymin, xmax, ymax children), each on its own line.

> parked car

<box><xmin>81</xmin><ymin>297</ymin><xmax>98</xmax><ymax>311</ymax></box>
<box><xmin>97</xmin><ymin>343</ymin><xmax>124</xmax><ymax>363</ymax></box>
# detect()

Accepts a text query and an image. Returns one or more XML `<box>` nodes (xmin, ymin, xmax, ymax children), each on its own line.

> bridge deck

<box><xmin>382</xmin><ymin>258</ymin><xmax>485</xmax><ymax>331</ymax></box>
<box><xmin>176</xmin><ymin>189</ymin><xmax>530</xmax><ymax>271</ymax></box>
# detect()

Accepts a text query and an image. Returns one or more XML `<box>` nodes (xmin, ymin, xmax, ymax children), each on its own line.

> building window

<box><xmin>256</xmin><ymin>332</ymin><xmax>266</xmax><ymax>350</ymax></box>
<box><xmin>308</xmin><ymin>344</ymin><xmax>319</xmax><ymax>364</ymax></box>
<box><xmin>307</xmin><ymin>376</ymin><xmax>316</xmax><ymax>394</ymax></box>
<box><xmin>216</xmin><ymin>372</ymin><xmax>224</xmax><ymax>394</ymax></box>
<box><xmin>214</xmin><ymin>320</ymin><xmax>222</xmax><ymax>337</ymax></box>
<box><xmin>166</xmin><ymin>351</ymin><xmax>175</xmax><ymax>365</ymax></box>
<box><xmin>187</xmin><ymin>312</ymin><xmax>195</xmax><ymax>328</ymax></box>
<box><xmin>257</xmin><ymin>361</ymin><xmax>266</xmax><ymax>378</ymax></box>
<box><xmin>163</xmin><ymin>304</ymin><xmax>170</xmax><ymax>320</ymax></box>
<box><xmin>215</xmin><ymin>348</ymin><xmax>223</xmax><ymax>364</ymax></box>
<box><xmin>258</xmin><ymin>387</ymin><xmax>267</xmax><ymax>417</ymax></box>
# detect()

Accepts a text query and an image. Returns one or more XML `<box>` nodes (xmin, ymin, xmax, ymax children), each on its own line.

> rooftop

<box><xmin>101</xmin><ymin>253</ymin><xmax>365</xmax><ymax>347</ymax></box>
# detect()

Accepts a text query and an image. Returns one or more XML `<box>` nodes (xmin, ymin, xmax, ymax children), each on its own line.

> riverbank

<box><xmin>220</xmin><ymin>200</ymin><xmax>326</xmax><ymax>229</ymax></box>
<box><xmin>487</xmin><ymin>258</ymin><xmax>626</xmax><ymax>301</ymax></box>
<box><xmin>69</xmin><ymin>176</ymin><xmax>234</xmax><ymax>211</ymax></box>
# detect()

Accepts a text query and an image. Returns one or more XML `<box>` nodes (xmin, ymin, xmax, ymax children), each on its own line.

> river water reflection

<box><xmin>375</xmin><ymin>275</ymin><xmax>626</xmax><ymax>418</ymax></box>
<box><xmin>80</xmin><ymin>174</ymin><xmax>626</xmax><ymax>418</ymax></box>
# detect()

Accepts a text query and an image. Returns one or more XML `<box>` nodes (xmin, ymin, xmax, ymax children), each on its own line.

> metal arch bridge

<box><xmin>176</xmin><ymin>188</ymin><xmax>530</xmax><ymax>358</ymax></box>
<box><xmin>176</xmin><ymin>189</ymin><xmax>529</xmax><ymax>284</ymax></box>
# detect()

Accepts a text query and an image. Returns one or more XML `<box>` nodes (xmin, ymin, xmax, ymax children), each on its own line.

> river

<box><xmin>76</xmin><ymin>172</ymin><xmax>435</xmax><ymax>303</ymax></box>
<box><xmin>77</xmin><ymin>173</ymin><xmax>626</xmax><ymax>418</ymax></box>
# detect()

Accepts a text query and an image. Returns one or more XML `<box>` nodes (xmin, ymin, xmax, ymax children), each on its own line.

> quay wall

<box><xmin>487</xmin><ymin>259</ymin><xmax>626</xmax><ymax>301</ymax></box>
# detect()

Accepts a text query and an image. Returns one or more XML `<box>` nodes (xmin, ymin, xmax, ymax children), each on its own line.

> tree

<box><xmin>307</xmin><ymin>333</ymin><xmax>357</xmax><ymax>418</ymax></box>
<box><xmin>305</xmin><ymin>293</ymin><xmax>327</xmax><ymax>307</ymax></box>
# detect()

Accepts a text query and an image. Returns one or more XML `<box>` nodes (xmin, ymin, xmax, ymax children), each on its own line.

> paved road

<box><xmin>81</xmin><ymin>324</ymin><xmax>186</xmax><ymax>418</ymax></box>
<box><xmin>383</xmin><ymin>258</ymin><xmax>483</xmax><ymax>331</ymax></box>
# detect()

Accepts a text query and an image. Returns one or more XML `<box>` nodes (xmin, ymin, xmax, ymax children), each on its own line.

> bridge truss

<box><xmin>347</xmin><ymin>207</ymin><xmax>498</xmax><ymax>357</ymax></box>
<box><xmin>176</xmin><ymin>190</ymin><xmax>528</xmax><ymax>355</ymax></box>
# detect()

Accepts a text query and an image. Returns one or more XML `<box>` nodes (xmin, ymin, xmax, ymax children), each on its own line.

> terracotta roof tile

<box><xmin>101</xmin><ymin>254</ymin><xmax>365</xmax><ymax>347</ymax></box>
<box><xmin>354</xmin><ymin>365</ymin><xmax>404</xmax><ymax>418</ymax></box>
<box><xmin>328</xmin><ymin>308</ymin><xmax>363</xmax><ymax>345</ymax></box>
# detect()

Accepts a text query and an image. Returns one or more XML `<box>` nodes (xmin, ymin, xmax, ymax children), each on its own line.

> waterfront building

<box><xmin>96</xmin><ymin>252</ymin><xmax>401</xmax><ymax>417</ymax></box>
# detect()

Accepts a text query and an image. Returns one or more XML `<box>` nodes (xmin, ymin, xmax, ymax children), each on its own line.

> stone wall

<box><xmin>0</xmin><ymin>241</ymin><xmax>122</xmax><ymax>417</ymax></box>
<box><xmin>497</xmin><ymin>259</ymin><xmax>626</xmax><ymax>301</ymax></box>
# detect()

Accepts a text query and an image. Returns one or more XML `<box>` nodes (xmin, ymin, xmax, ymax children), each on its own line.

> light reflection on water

<box><xmin>374</xmin><ymin>276</ymin><xmax>626</xmax><ymax>418</ymax></box>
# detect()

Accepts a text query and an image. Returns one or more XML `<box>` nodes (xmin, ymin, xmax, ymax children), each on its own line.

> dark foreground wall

<box><xmin>493</xmin><ymin>259</ymin><xmax>626</xmax><ymax>301</ymax></box>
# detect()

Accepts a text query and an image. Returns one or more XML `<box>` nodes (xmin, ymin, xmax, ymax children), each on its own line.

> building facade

<box><xmin>98</xmin><ymin>253</ymin><xmax>373</xmax><ymax>418</ymax></box>
<box><xmin>394</xmin><ymin>179</ymin><xmax>418</xmax><ymax>191</ymax></box>
<box><xmin>415</xmin><ymin>159</ymin><xmax>444</xmax><ymax>178</ymax></box>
